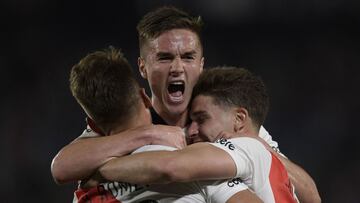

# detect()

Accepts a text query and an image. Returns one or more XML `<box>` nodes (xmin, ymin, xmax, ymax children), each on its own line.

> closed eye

<box><xmin>191</xmin><ymin>111</ymin><xmax>209</xmax><ymax>125</ymax></box>
<box><xmin>157</xmin><ymin>52</ymin><xmax>174</xmax><ymax>62</ymax></box>
<box><xmin>181</xmin><ymin>52</ymin><xmax>196</xmax><ymax>61</ymax></box>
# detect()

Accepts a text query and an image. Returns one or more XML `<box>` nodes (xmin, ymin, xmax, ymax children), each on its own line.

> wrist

<box><xmin>141</xmin><ymin>125</ymin><xmax>159</xmax><ymax>145</ymax></box>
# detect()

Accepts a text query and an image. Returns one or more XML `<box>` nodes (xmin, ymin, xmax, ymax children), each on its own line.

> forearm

<box><xmin>99</xmin><ymin>151</ymin><xmax>175</xmax><ymax>184</ymax></box>
<box><xmin>277</xmin><ymin>156</ymin><xmax>321</xmax><ymax>203</ymax></box>
<box><xmin>51</xmin><ymin>132</ymin><xmax>151</xmax><ymax>184</ymax></box>
<box><xmin>99</xmin><ymin>143</ymin><xmax>236</xmax><ymax>185</ymax></box>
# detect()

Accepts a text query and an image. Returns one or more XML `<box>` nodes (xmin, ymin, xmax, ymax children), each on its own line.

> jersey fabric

<box><xmin>73</xmin><ymin>144</ymin><xmax>248</xmax><ymax>203</ymax></box>
<box><xmin>73</xmin><ymin>145</ymin><xmax>207</xmax><ymax>203</ymax></box>
<box><xmin>210</xmin><ymin>137</ymin><xmax>298</xmax><ymax>203</ymax></box>
<box><xmin>75</xmin><ymin>110</ymin><xmax>280</xmax><ymax>202</ymax></box>
<box><xmin>150</xmin><ymin>108</ymin><xmax>168</xmax><ymax>125</ymax></box>
<box><xmin>200</xmin><ymin>179</ymin><xmax>249</xmax><ymax>202</ymax></box>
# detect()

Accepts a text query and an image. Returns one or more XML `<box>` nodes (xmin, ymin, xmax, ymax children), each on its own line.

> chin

<box><xmin>166</xmin><ymin>103</ymin><xmax>188</xmax><ymax>116</ymax></box>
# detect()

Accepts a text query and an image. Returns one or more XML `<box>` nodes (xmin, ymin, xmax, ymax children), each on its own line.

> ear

<box><xmin>234</xmin><ymin>107</ymin><xmax>248</xmax><ymax>133</ymax></box>
<box><xmin>138</xmin><ymin>57</ymin><xmax>147</xmax><ymax>79</ymax></box>
<box><xmin>139</xmin><ymin>88</ymin><xmax>152</xmax><ymax>109</ymax></box>
<box><xmin>200</xmin><ymin>57</ymin><xmax>204</xmax><ymax>73</ymax></box>
<box><xmin>86</xmin><ymin>117</ymin><xmax>105</xmax><ymax>136</ymax></box>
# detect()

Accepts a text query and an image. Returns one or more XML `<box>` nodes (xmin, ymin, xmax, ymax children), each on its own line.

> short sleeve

<box><xmin>259</xmin><ymin>126</ymin><xmax>287</xmax><ymax>158</ymax></box>
<box><xmin>132</xmin><ymin>145</ymin><xmax>177</xmax><ymax>154</ymax></box>
<box><xmin>204</xmin><ymin>178</ymin><xmax>249</xmax><ymax>202</ymax></box>
<box><xmin>209</xmin><ymin>137</ymin><xmax>272</xmax><ymax>185</ymax></box>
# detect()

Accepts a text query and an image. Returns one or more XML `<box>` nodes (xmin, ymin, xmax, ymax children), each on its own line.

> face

<box><xmin>139</xmin><ymin>29</ymin><xmax>204</xmax><ymax>117</ymax></box>
<box><xmin>188</xmin><ymin>95</ymin><xmax>236</xmax><ymax>143</ymax></box>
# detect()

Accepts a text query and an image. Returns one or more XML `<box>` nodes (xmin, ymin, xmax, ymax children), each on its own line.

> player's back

<box><xmin>73</xmin><ymin>145</ymin><xmax>207</xmax><ymax>203</ymax></box>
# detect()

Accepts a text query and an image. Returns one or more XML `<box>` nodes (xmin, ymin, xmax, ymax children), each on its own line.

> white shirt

<box><xmin>210</xmin><ymin>137</ymin><xmax>298</xmax><ymax>203</ymax></box>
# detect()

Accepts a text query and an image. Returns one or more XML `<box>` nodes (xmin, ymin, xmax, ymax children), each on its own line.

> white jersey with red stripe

<box><xmin>75</xmin><ymin>126</ymin><xmax>287</xmax><ymax>202</ymax></box>
<box><xmin>210</xmin><ymin>137</ymin><xmax>299</xmax><ymax>203</ymax></box>
<box><xmin>73</xmin><ymin>140</ymin><xmax>249</xmax><ymax>203</ymax></box>
<box><xmin>73</xmin><ymin>144</ymin><xmax>207</xmax><ymax>203</ymax></box>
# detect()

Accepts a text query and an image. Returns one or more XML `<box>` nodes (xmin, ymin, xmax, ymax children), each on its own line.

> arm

<box><xmin>277</xmin><ymin>156</ymin><xmax>321</xmax><ymax>203</ymax></box>
<box><xmin>256</xmin><ymin>140</ymin><xmax>321</xmax><ymax>203</ymax></box>
<box><xmin>206</xmin><ymin>177</ymin><xmax>263</xmax><ymax>203</ymax></box>
<box><xmin>226</xmin><ymin>190</ymin><xmax>263</xmax><ymax>203</ymax></box>
<box><xmin>258</xmin><ymin>126</ymin><xmax>321</xmax><ymax>203</ymax></box>
<box><xmin>98</xmin><ymin>142</ymin><xmax>237</xmax><ymax>184</ymax></box>
<box><xmin>51</xmin><ymin>124</ymin><xmax>186</xmax><ymax>184</ymax></box>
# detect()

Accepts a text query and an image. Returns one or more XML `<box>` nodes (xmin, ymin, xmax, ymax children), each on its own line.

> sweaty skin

<box><xmin>52</xmin><ymin>26</ymin><xmax>319</xmax><ymax>203</ymax></box>
<box><xmin>139</xmin><ymin>29</ymin><xmax>204</xmax><ymax>127</ymax></box>
<box><xmin>51</xmin><ymin>29</ymin><xmax>204</xmax><ymax>184</ymax></box>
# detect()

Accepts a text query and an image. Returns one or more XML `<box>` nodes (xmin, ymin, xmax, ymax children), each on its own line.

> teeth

<box><xmin>170</xmin><ymin>81</ymin><xmax>184</xmax><ymax>85</ymax></box>
<box><xmin>168</xmin><ymin>81</ymin><xmax>185</xmax><ymax>96</ymax></box>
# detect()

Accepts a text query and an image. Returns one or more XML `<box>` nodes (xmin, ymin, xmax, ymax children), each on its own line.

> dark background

<box><xmin>2</xmin><ymin>0</ymin><xmax>359</xmax><ymax>202</ymax></box>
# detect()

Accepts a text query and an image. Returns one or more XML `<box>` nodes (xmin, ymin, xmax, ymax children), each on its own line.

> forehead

<box><xmin>145</xmin><ymin>29</ymin><xmax>202</xmax><ymax>54</ymax></box>
<box><xmin>191</xmin><ymin>95</ymin><xmax>220</xmax><ymax>114</ymax></box>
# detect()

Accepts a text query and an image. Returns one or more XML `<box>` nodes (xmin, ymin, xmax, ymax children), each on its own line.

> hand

<box><xmin>144</xmin><ymin>125</ymin><xmax>187</xmax><ymax>149</ymax></box>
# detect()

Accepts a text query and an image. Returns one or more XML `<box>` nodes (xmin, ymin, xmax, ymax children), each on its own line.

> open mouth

<box><xmin>167</xmin><ymin>81</ymin><xmax>185</xmax><ymax>102</ymax></box>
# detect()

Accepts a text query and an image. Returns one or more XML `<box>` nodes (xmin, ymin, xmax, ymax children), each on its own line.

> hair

<box><xmin>192</xmin><ymin>67</ymin><xmax>269</xmax><ymax>129</ymax></box>
<box><xmin>137</xmin><ymin>6</ymin><xmax>203</xmax><ymax>56</ymax></box>
<box><xmin>69</xmin><ymin>47</ymin><xmax>140</xmax><ymax>134</ymax></box>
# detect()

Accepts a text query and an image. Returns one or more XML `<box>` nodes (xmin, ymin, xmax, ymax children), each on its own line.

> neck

<box><xmin>160</xmin><ymin>109</ymin><xmax>188</xmax><ymax>127</ymax></box>
<box><xmin>152</xmin><ymin>100</ymin><xmax>188</xmax><ymax>127</ymax></box>
<box><xmin>110</xmin><ymin>108</ymin><xmax>151</xmax><ymax>135</ymax></box>
<box><xmin>234</xmin><ymin>124</ymin><xmax>259</xmax><ymax>138</ymax></box>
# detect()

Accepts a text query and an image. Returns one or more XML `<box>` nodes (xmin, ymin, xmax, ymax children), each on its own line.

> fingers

<box><xmin>150</xmin><ymin>125</ymin><xmax>187</xmax><ymax>149</ymax></box>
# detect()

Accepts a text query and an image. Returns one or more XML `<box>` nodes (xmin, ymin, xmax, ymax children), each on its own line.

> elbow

<box><xmin>51</xmin><ymin>156</ymin><xmax>68</xmax><ymax>185</ymax></box>
<box><xmin>303</xmin><ymin>194</ymin><xmax>321</xmax><ymax>203</ymax></box>
<box><xmin>310</xmin><ymin>193</ymin><xmax>322</xmax><ymax>203</ymax></box>
<box><xmin>297</xmin><ymin>185</ymin><xmax>322</xmax><ymax>203</ymax></box>
<box><xmin>51</xmin><ymin>153</ymin><xmax>77</xmax><ymax>185</ymax></box>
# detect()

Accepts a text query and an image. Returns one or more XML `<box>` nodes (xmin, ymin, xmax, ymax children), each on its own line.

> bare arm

<box><xmin>277</xmin><ymin>156</ymin><xmax>321</xmax><ymax>203</ymax></box>
<box><xmin>257</xmin><ymin>138</ymin><xmax>321</xmax><ymax>203</ymax></box>
<box><xmin>51</xmin><ymin>125</ymin><xmax>186</xmax><ymax>185</ymax></box>
<box><xmin>98</xmin><ymin>142</ymin><xmax>236</xmax><ymax>184</ymax></box>
<box><xmin>249</xmin><ymin>128</ymin><xmax>321</xmax><ymax>203</ymax></box>
<box><xmin>226</xmin><ymin>190</ymin><xmax>263</xmax><ymax>203</ymax></box>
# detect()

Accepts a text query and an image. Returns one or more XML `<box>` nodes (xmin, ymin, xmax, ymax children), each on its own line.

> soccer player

<box><xmin>95</xmin><ymin>67</ymin><xmax>299</xmax><ymax>203</ymax></box>
<box><xmin>69</xmin><ymin>48</ymin><xmax>261</xmax><ymax>202</ymax></box>
<box><xmin>51</xmin><ymin>6</ymin><xmax>320</xmax><ymax>203</ymax></box>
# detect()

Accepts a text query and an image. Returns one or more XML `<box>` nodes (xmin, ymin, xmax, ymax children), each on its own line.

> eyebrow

<box><xmin>156</xmin><ymin>52</ymin><xmax>174</xmax><ymax>58</ymax></box>
<box><xmin>181</xmin><ymin>50</ymin><xmax>197</xmax><ymax>56</ymax></box>
<box><xmin>190</xmin><ymin>110</ymin><xmax>208</xmax><ymax>119</ymax></box>
<box><xmin>156</xmin><ymin>50</ymin><xmax>197</xmax><ymax>57</ymax></box>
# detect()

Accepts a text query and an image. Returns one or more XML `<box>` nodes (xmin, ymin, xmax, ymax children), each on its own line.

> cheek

<box><xmin>146</xmin><ymin>66</ymin><xmax>167</xmax><ymax>95</ymax></box>
<box><xmin>222</xmin><ymin>116</ymin><xmax>234</xmax><ymax>132</ymax></box>
<box><xmin>201</xmin><ymin>122</ymin><xmax>222</xmax><ymax>141</ymax></box>
<box><xmin>147</xmin><ymin>64</ymin><xmax>168</xmax><ymax>82</ymax></box>
<box><xmin>211</xmin><ymin>124</ymin><xmax>224</xmax><ymax>139</ymax></box>
<box><xmin>186</xmin><ymin>66</ymin><xmax>201</xmax><ymax>85</ymax></box>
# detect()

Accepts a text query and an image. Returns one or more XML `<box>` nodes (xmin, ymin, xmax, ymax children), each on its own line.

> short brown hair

<box><xmin>192</xmin><ymin>67</ymin><xmax>269</xmax><ymax>129</ymax></box>
<box><xmin>70</xmin><ymin>47</ymin><xmax>140</xmax><ymax>134</ymax></box>
<box><xmin>137</xmin><ymin>6</ymin><xmax>203</xmax><ymax>55</ymax></box>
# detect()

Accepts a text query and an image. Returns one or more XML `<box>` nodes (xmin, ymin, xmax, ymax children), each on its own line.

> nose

<box><xmin>170</xmin><ymin>57</ymin><xmax>184</xmax><ymax>76</ymax></box>
<box><xmin>187</xmin><ymin>121</ymin><xmax>199</xmax><ymax>138</ymax></box>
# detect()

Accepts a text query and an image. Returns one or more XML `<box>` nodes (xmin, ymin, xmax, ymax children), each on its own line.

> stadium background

<box><xmin>1</xmin><ymin>0</ymin><xmax>359</xmax><ymax>202</ymax></box>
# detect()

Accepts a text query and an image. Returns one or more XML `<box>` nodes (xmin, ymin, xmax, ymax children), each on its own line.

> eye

<box><xmin>196</xmin><ymin>116</ymin><xmax>207</xmax><ymax>124</ymax></box>
<box><xmin>156</xmin><ymin>53</ymin><xmax>173</xmax><ymax>62</ymax></box>
<box><xmin>182</xmin><ymin>55</ymin><xmax>195</xmax><ymax>61</ymax></box>
<box><xmin>158</xmin><ymin>56</ymin><xmax>171</xmax><ymax>61</ymax></box>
